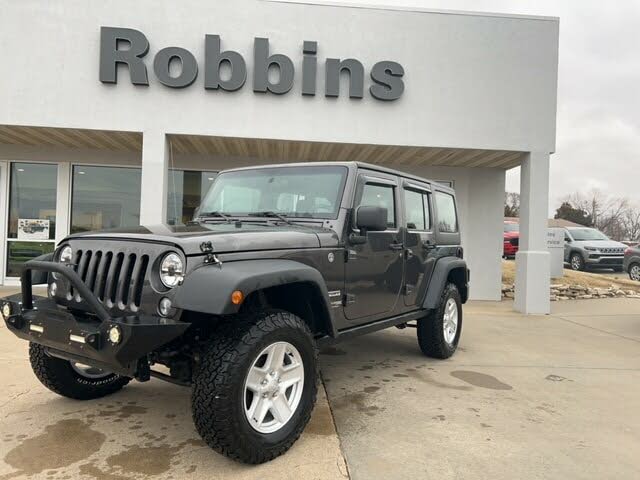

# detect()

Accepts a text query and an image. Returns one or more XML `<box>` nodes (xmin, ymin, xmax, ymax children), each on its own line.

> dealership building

<box><xmin>0</xmin><ymin>0</ymin><xmax>559</xmax><ymax>313</ymax></box>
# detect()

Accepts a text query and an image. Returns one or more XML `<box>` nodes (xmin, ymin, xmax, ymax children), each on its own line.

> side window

<box><xmin>359</xmin><ymin>183</ymin><xmax>396</xmax><ymax>228</ymax></box>
<box><xmin>404</xmin><ymin>189</ymin><xmax>425</xmax><ymax>230</ymax></box>
<box><xmin>435</xmin><ymin>192</ymin><xmax>458</xmax><ymax>233</ymax></box>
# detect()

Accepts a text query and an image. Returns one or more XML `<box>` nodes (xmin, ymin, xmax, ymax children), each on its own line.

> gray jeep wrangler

<box><xmin>1</xmin><ymin>162</ymin><xmax>469</xmax><ymax>464</ymax></box>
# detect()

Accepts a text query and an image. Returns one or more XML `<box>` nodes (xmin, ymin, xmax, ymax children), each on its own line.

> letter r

<box><xmin>99</xmin><ymin>27</ymin><xmax>150</xmax><ymax>85</ymax></box>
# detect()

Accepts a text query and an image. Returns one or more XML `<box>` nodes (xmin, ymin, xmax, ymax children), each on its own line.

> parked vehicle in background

<box><xmin>563</xmin><ymin>227</ymin><xmax>626</xmax><ymax>272</ymax></box>
<box><xmin>503</xmin><ymin>221</ymin><xmax>519</xmax><ymax>258</ymax></box>
<box><xmin>624</xmin><ymin>245</ymin><xmax>640</xmax><ymax>281</ymax></box>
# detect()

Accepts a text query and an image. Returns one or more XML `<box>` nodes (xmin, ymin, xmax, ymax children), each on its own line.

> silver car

<box><xmin>563</xmin><ymin>227</ymin><xmax>626</xmax><ymax>272</ymax></box>
<box><xmin>624</xmin><ymin>245</ymin><xmax>640</xmax><ymax>281</ymax></box>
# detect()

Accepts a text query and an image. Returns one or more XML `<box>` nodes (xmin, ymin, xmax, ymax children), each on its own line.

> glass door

<box><xmin>5</xmin><ymin>162</ymin><xmax>58</xmax><ymax>278</ymax></box>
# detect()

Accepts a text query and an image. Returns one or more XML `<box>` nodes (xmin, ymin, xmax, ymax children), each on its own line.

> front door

<box><xmin>402</xmin><ymin>183</ymin><xmax>437</xmax><ymax>307</ymax></box>
<box><xmin>344</xmin><ymin>174</ymin><xmax>404</xmax><ymax>322</ymax></box>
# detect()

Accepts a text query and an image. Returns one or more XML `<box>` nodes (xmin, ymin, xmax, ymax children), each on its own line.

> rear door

<box><xmin>402</xmin><ymin>181</ymin><xmax>437</xmax><ymax>307</ymax></box>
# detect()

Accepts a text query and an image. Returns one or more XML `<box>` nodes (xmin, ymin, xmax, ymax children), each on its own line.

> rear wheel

<box><xmin>417</xmin><ymin>283</ymin><xmax>462</xmax><ymax>359</ymax></box>
<box><xmin>570</xmin><ymin>252</ymin><xmax>585</xmax><ymax>271</ymax></box>
<box><xmin>629</xmin><ymin>263</ymin><xmax>640</xmax><ymax>281</ymax></box>
<box><xmin>29</xmin><ymin>343</ymin><xmax>129</xmax><ymax>400</ymax></box>
<box><xmin>191</xmin><ymin>310</ymin><xmax>317</xmax><ymax>464</ymax></box>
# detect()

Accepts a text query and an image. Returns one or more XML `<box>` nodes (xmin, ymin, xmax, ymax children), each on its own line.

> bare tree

<box><xmin>559</xmin><ymin>190</ymin><xmax>637</xmax><ymax>241</ymax></box>
<box><xmin>622</xmin><ymin>205</ymin><xmax>640</xmax><ymax>242</ymax></box>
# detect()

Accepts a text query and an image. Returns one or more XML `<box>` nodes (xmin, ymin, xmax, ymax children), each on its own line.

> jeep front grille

<box><xmin>69</xmin><ymin>249</ymin><xmax>149</xmax><ymax>310</ymax></box>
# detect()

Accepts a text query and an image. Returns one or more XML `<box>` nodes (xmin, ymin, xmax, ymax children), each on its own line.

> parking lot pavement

<box><xmin>0</xmin><ymin>317</ymin><xmax>348</xmax><ymax>479</ymax></box>
<box><xmin>320</xmin><ymin>299</ymin><xmax>640</xmax><ymax>480</ymax></box>
<box><xmin>2</xmin><ymin>286</ymin><xmax>639</xmax><ymax>480</ymax></box>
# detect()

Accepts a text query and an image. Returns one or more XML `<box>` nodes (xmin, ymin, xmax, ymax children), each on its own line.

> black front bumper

<box><xmin>1</xmin><ymin>260</ymin><xmax>189</xmax><ymax>377</ymax></box>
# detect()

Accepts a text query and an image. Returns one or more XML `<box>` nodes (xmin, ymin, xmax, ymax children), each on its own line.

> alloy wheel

<box><xmin>443</xmin><ymin>297</ymin><xmax>458</xmax><ymax>344</ymax></box>
<box><xmin>243</xmin><ymin>341</ymin><xmax>305</xmax><ymax>434</ymax></box>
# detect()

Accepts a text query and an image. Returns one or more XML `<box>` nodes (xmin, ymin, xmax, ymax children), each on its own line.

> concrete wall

<box><xmin>0</xmin><ymin>0</ymin><xmax>558</xmax><ymax>153</ymax></box>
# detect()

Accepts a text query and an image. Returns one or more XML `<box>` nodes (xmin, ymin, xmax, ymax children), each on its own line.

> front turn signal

<box><xmin>231</xmin><ymin>290</ymin><xmax>244</xmax><ymax>305</ymax></box>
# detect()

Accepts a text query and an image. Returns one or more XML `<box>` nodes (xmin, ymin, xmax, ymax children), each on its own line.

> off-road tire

<box><xmin>417</xmin><ymin>283</ymin><xmax>462</xmax><ymax>359</ymax></box>
<box><xmin>191</xmin><ymin>310</ymin><xmax>318</xmax><ymax>464</ymax></box>
<box><xmin>29</xmin><ymin>343</ymin><xmax>130</xmax><ymax>400</ymax></box>
<box><xmin>570</xmin><ymin>252</ymin><xmax>585</xmax><ymax>271</ymax></box>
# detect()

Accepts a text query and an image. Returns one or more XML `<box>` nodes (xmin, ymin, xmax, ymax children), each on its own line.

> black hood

<box><xmin>66</xmin><ymin>222</ymin><xmax>340</xmax><ymax>255</ymax></box>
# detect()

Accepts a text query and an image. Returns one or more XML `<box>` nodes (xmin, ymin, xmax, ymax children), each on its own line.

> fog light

<box><xmin>158</xmin><ymin>297</ymin><xmax>172</xmax><ymax>317</ymax></box>
<box><xmin>1</xmin><ymin>302</ymin><xmax>12</xmax><ymax>320</ymax></box>
<box><xmin>48</xmin><ymin>282</ymin><xmax>57</xmax><ymax>297</ymax></box>
<box><xmin>29</xmin><ymin>324</ymin><xmax>44</xmax><ymax>334</ymax></box>
<box><xmin>108</xmin><ymin>325</ymin><xmax>122</xmax><ymax>345</ymax></box>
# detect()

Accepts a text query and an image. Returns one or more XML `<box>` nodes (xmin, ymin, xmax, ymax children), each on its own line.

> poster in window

<box><xmin>18</xmin><ymin>219</ymin><xmax>50</xmax><ymax>240</ymax></box>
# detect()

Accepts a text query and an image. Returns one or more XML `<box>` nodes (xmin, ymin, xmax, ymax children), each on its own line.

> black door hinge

<box><xmin>342</xmin><ymin>293</ymin><xmax>356</xmax><ymax>306</ymax></box>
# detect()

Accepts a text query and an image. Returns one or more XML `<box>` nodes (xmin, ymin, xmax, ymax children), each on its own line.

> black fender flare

<box><xmin>422</xmin><ymin>257</ymin><xmax>469</xmax><ymax>309</ymax></box>
<box><xmin>173</xmin><ymin>258</ymin><xmax>334</xmax><ymax>320</ymax></box>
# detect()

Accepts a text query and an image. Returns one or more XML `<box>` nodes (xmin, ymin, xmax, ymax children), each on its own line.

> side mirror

<box><xmin>356</xmin><ymin>206</ymin><xmax>388</xmax><ymax>232</ymax></box>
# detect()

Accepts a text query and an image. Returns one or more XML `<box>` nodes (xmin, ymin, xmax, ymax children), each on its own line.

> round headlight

<box><xmin>160</xmin><ymin>253</ymin><xmax>184</xmax><ymax>288</ymax></box>
<box><xmin>59</xmin><ymin>246</ymin><xmax>73</xmax><ymax>263</ymax></box>
<box><xmin>53</xmin><ymin>246</ymin><xmax>73</xmax><ymax>280</ymax></box>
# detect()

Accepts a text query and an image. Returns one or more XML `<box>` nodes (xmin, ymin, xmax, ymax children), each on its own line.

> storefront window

<box><xmin>6</xmin><ymin>241</ymin><xmax>55</xmax><ymax>277</ymax></box>
<box><xmin>6</xmin><ymin>162</ymin><xmax>57</xmax><ymax>277</ymax></box>
<box><xmin>7</xmin><ymin>163</ymin><xmax>57</xmax><ymax>240</ymax></box>
<box><xmin>71</xmin><ymin>166</ymin><xmax>141</xmax><ymax>233</ymax></box>
<box><xmin>167</xmin><ymin>170</ymin><xmax>217</xmax><ymax>225</ymax></box>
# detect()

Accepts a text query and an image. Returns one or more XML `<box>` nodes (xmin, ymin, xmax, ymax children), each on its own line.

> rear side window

<box><xmin>359</xmin><ymin>183</ymin><xmax>396</xmax><ymax>228</ymax></box>
<box><xmin>435</xmin><ymin>192</ymin><xmax>457</xmax><ymax>233</ymax></box>
<box><xmin>404</xmin><ymin>189</ymin><xmax>431</xmax><ymax>231</ymax></box>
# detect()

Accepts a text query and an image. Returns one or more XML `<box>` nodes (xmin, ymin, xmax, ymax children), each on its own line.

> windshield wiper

<box><xmin>247</xmin><ymin>211</ymin><xmax>292</xmax><ymax>225</ymax></box>
<box><xmin>197</xmin><ymin>211</ymin><xmax>233</xmax><ymax>223</ymax></box>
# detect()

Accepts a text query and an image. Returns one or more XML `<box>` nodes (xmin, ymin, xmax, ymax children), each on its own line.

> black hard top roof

<box><xmin>221</xmin><ymin>161</ymin><xmax>456</xmax><ymax>193</ymax></box>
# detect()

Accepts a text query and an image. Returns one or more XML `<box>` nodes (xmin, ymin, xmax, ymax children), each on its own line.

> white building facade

<box><xmin>0</xmin><ymin>0</ymin><xmax>559</xmax><ymax>313</ymax></box>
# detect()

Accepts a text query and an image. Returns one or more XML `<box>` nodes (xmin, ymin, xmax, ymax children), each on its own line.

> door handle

<box><xmin>389</xmin><ymin>241</ymin><xmax>404</xmax><ymax>251</ymax></box>
<box><xmin>422</xmin><ymin>240</ymin><xmax>436</xmax><ymax>250</ymax></box>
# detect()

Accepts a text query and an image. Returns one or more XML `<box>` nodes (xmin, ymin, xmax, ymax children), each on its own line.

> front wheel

<box><xmin>570</xmin><ymin>252</ymin><xmax>585</xmax><ymax>271</ymax></box>
<box><xmin>191</xmin><ymin>310</ymin><xmax>318</xmax><ymax>464</ymax></box>
<box><xmin>629</xmin><ymin>263</ymin><xmax>640</xmax><ymax>281</ymax></box>
<box><xmin>417</xmin><ymin>283</ymin><xmax>462</xmax><ymax>359</ymax></box>
<box><xmin>29</xmin><ymin>343</ymin><xmax>129</xmax><ymax>400</ymax></box>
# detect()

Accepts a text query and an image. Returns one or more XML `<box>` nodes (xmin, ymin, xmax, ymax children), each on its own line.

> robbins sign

<box><xmin>99</xmin><ymin>27</ymin><xmax>405</xmax><ymax>101</ymax></box>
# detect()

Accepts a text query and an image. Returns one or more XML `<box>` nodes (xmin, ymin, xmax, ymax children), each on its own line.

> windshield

<box><xmin>504</xmin><ymin>223</ymin><xmax>519</xmax><ymax>232</ymax></box>
<box><xmin>198</xmin><ymin>166</ymin><xmax>348</xmax><ymax>220</ymax></box>
<box><xmin>568</xmin><ymin>228</ymin><xmax>609</xmax><ymax>241</ymax></box>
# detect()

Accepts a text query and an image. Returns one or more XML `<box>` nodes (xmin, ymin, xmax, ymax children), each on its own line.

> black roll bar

<box><xmin>20</xmin><ymin>260</ymin><xmax>111</xmax><ymax>323</ymax></box>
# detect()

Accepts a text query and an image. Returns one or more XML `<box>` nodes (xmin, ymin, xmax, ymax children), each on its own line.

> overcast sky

<box><xmin>308</xmin><ymin>0</ymin><xmax>640</xmax><ymax>213</ymax></box>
